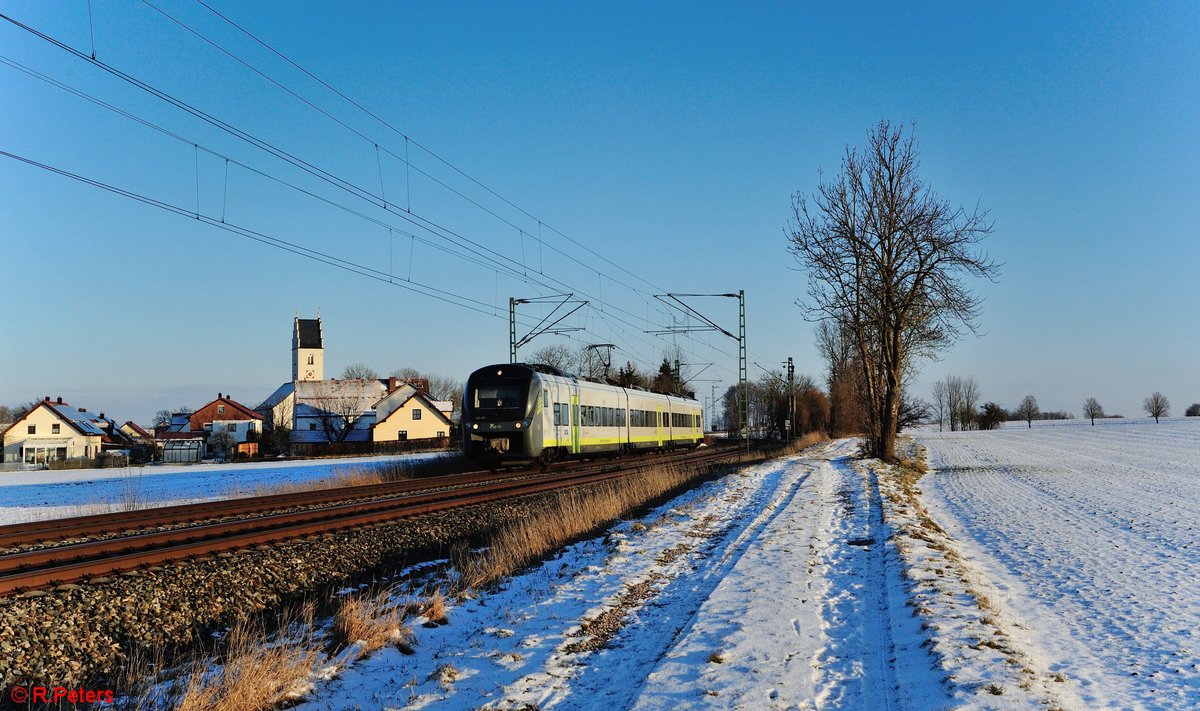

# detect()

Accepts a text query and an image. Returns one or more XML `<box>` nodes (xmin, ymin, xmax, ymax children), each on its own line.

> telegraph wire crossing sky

<box><xmin>1</xmin><ymin>1</ymin><xmax>1197</xmax><ymax>424</ymax></box>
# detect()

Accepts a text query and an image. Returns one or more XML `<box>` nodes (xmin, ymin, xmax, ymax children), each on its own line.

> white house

<box><xmin>372</xmin><ymin>383</ymin><xmax>454</xmax><ymax>442</ymax></box>
<box><xmin>2</xmin><ymin>397</ymin><xmax>114</xmax><ymax>464</ymax></box>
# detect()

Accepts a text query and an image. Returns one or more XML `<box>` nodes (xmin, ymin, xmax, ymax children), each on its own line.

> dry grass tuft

<box><xmin>421</xmin><ymin>588</ymin><xmax>449</xmax><ymax>625</ymax></box>
<box><xmin>331</xmin><ymin>588</ymin><xmax>413</xmax><ymax>659</ymax></box>
<box><xmin>174</xmin><ymin>614</ymin><xmax>319</xmax><ymax>711</ymax></box>
<box><xmin>706</xmin><ymin>651</ymin><xmax>726</xmax><ymax>664</ymax></box>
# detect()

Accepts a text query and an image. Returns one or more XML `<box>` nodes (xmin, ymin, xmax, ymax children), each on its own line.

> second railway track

<box><xmin>0</xmin><ymin>444</ymin><xmax>745</xmax><ymax>596</ymax></box>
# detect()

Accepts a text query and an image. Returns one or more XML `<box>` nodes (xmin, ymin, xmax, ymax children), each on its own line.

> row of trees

<box><xmin>927</xmin><ymin>386</ymin><xmax>1185</xmax><ymax>430</ymax></box>
<box><xmin>718</xmin><ymin>371</ymin><xmax>830</xmax><ymax>438</ymax></box>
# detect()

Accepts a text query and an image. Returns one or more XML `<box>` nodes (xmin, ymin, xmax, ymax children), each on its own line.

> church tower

<box><xmin>292</xmin><ymin>312</ymin><xmax>324</xmax><ymax>382</ymax></box>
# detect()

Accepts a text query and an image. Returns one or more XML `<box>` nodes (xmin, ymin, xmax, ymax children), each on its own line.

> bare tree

<box><xmin>788</xmin><ymin>120</ymin><xmax>998</xmax><ymax>461</ymax></box>
<box><xmin>1143</xmin><ymin>392</ymin><xmax>1169</xmax><ymax>423</ymax></box>
<box><xmin>930</xmin><ymin>380</ymin><xmax>947</xmax><ymax>431</ymax></box>
<box><xmin>528</xmin><ymin>344</ymin><xmax>577</xmax><ymax>373</ymax></box>
<box><xmin>342</xmin><ymin>362</ymin><xmax>379</xmax><ymax>379</ymax></box>
<box><xmin>209</xmin><ymin>430</ymin><xmax>236</xmax><ymax>460</ymax></box>
<box><xmin>153</xmin><ymin>409</ymin><xmax>173</xmax><ymax>428</ymax></box>
<box><xmin>1083</xmin><ymin>397</ymin><xmax>1104</xmax><ymax>426</ymax></box>
<box><xmin>1015</xmin><ymin>394</ymin><xmax>1039</xmax><ymax>429</ymax></box>
<box><xmin>816</xmin><ymin>320</ymin><xmax>866</xmax><ymax>437</ymax></box>
<box><xmin>898</xmin><ymin>396</ymin><xmax>930</xmax><ymax>431</ymax></box>
<box><xmin>308</xmin><ymin>381</ymin><xmax>372</xmax><ymax>442</ymax></box>
<box><xmin>944</xmin><ymin>375</ymin><xmax>980</xmax><ymax>431</ymax></box>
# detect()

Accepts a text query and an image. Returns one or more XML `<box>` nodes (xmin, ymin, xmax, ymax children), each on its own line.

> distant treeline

<box><xmin>1006</xmin><ymin>410</ymin><xmax>1075</xmax><ymax>422</ymax></box>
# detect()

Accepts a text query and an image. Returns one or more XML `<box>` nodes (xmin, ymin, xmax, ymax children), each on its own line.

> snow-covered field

<box><xmin>916</xmin><ymin>418</ymin><xmax>1200</xmax><ymax>710</ymax></box>
<box><xmin>0</xmin><ymin>452</ymin><xmax>450</xmax><ymax>524</ymax></box>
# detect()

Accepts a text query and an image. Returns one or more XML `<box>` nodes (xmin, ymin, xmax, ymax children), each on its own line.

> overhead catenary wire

<box><xmin>191</xmin><ymin>0</ymin><xmax>667</xmax><ymax>296</ymax></box>
<box><xmin>2</xmin><ymin>10</ymin><xmax>737</xmax><ymax>380</ymax></box>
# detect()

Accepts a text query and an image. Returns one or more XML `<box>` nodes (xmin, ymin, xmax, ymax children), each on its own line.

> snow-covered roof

<box><xmin>257</xmin><ymin>382</ymin><xmax>296</xmax><ymax>410</ymax></box>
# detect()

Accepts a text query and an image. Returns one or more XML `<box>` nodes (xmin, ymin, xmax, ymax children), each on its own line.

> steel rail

<box><xmin>0</xmin><ymin>442</ymin><xmax>740</xmax><ymax>550</ymax></box>
<box><xmin>0</xmin><ymin>445</ymin><xmax>741</xmax><ymax>595</ymax></box>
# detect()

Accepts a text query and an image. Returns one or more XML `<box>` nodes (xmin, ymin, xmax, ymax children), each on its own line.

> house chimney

<box><xmin>57</xmin><ymin>397</ymin><xmax>63</xmax><ymax>404</ymax></box>
<box><xmin>388</xmin><ymin>376</ymin><xmax>399</xmax><ymax>393</ymax></box>
<box><xmin>45</xmin><ymin>396</ymin><xmax>50</xmax><ymax>402</ymax></box>
<box><xmin>99</xmin><ymin>412</ymin><xmax>105</xmax><ymax>420</ymax></box>
<box><xmin>218</xmin><ymin>392</ymin><xmax>223</xmax><ymax>399</ymax></box>
<box><xmin>79</xmin><ymin>407</ymin><xmax>86</xmax><ymax>412</ymax></box>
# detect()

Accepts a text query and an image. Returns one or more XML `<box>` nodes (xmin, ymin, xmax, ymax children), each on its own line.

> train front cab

<box><xmin>463</xmin><ymin>364</ymin><xmax>540</xmax><ymax>462</ymax></box>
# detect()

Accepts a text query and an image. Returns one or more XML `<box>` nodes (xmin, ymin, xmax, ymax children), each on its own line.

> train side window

<box><xmin>553</xmin><ymin>403</ymin><xmax>560</xmax><ymax>426</ymax></box>
<box><xmin>544</xmin><ymin>392</ymin><xmax>549</xmax><ymax>408</ymax></box>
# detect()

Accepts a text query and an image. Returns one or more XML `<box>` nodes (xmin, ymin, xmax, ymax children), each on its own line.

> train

<box><xmin>462</xmin><ymin>363</ymin><xmax>704</xmax><ymax>464</ymax></box>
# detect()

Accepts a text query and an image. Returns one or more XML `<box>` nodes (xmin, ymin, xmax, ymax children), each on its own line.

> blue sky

<box><xmin>2</xmin><ymin>1</ymin><xmax>1197</xmax><ymax>424</ymax></box>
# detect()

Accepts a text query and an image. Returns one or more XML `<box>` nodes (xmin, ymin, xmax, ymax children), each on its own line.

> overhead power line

<box><xmin>2</xmin><ymin>9</ymin><xmax>737</xmax><ymax>378</ymax></box>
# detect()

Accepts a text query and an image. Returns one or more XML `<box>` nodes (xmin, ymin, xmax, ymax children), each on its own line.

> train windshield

<box><xmin>472</xmin><ymin>381</ymin><xmax>524</xmax><ymax>410</ymax></box>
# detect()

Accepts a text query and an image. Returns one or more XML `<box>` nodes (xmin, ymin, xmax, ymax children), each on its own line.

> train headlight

<box><xmin>471</xmin><ymin>423</ymin><xmax>479</xmax><ymax>430</ymax></box>
<box><xmin>514</xmin><ymin>422</ymin><xmax>522</xmax><ymax>429</ymax></box>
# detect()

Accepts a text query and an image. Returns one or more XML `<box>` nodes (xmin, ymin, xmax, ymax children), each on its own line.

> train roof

<box><xmin>469</xmin><ymin>363</ymin><xmax>698</xmax><ymax>401</ymax></box>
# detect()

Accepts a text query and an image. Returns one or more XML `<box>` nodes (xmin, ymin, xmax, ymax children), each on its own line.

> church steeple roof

<box><xmin>295</xmin><ymin>317</ymin><xmax>322</xmax><ymax>349</ymax></box>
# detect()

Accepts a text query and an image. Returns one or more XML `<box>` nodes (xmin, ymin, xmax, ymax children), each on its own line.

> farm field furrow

<box><xmin>917</xmin><ymin>420</ymin><xmax>1200</xmax><ymax>710</ymax></box>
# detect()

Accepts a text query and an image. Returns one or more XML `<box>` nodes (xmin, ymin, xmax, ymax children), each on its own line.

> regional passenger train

<box><xmin>463</xmin><ymin>363</ymin><xmax>704</xmax><ymax>464</ymax></box>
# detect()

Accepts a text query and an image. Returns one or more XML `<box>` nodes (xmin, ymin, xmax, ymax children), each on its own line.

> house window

<box><xmin>218</xmin><ymin>405</ymin><xmax>225</xmax><ymax>414</ymax></box>
<box><xmin>398</xmin><ymin>430</ymin><xmax>408</xmax><ymax>441</ymax></box>
<box><xmin>307</xmin><ymin>354</ymin><xmax>314</xmax><ymax>365</ymax></box>
<box><xmin>309</xmin><ymin>423</ymin><xmax>317</xmax><ymax>430</ymax></box>
<box><xmin>437</xmin><ymin>431</ymin><xmax>445</xmax><ymax>437</ymax></box>
<box><xmin>204</xmin><ymin>423</ymin><xmax>213</xmax><ymax>432</ymax></box>
<box><xmin>412</xmin><ymin>408</ymin><xmax>422</xmax><ymax>420</ymax></box>
<box><xmin>52</xmin><ymin>423</ymin><xmax>61</xmax><ymax>434</ymax></box>
<box><xmin>226</xmin><ymin>424</ymin><xmax>237</xmax><ymax>432</ymax></box>
<box><xmin>27</xmin><ymin>424</ymin><xmax>35</xmax><ymax>435</ymax></box>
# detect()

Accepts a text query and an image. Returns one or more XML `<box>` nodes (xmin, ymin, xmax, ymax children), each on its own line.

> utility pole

<box><xmin>739</xmin><ymin>290</ymin><xmax>747</xmax><ymax>452</ymax></box>
<box><xmin>787</xmin><ymin>356</ymin><xmax>795</xmax><ymax>443</ymax></box>
<box><xmin>508</xmin><ymin>294</ymin><xmax>587</xmax><ymax>363</ymax></box>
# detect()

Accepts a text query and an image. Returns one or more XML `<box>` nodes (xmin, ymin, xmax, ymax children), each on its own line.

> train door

<box><xmin>656</xmin><ymin>405</ymin><xmax>663</xmax><ymax>447</ymax></box>
<box><xmin>571</xmin><ymin>391</ymin><xmax>581</xmax><ymax>455</ymax></box>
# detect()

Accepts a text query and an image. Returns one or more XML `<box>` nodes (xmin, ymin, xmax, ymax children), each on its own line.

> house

<box><xmin>189</xmin><ymin>393</ymin><xmax>264</xmax><ymax>443</ymax></box>
<box><xmin>372</xmin><ymin>381</ymin><xmax>454</xmax><ymax>442</ymax></box>
<box><xmin>1</xmin><ymin>396</ymin><xmax>120</xmax><ymax>464</ymax></box>
<box><xmin>119</xmin><ymin>421</ymin><xmax>154</xmax><ymax>442</ymax></box>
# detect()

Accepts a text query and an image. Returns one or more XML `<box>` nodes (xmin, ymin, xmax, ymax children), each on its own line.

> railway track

<box><xmin>0</xmin><ymin>443</ymin><xmax>748</xmax><ymax>596</ymax></box>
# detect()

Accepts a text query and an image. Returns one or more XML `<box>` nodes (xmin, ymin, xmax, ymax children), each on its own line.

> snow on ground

<box><xmin>915</xmin><ymin>418</ymin><xmax>1200</xmax><ymax>710</ymax></box>
<box><xmin>294</xmin><ymin>439</ymin><xmax>950</xmax><ymax>710</ymax></box>
<box><xmin>0</xmin><ymin>452</ymin><xmax>450</xmax><ymax>524</ymax></box>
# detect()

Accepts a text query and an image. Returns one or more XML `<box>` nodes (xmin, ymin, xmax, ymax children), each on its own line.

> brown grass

<box><xmin>222</xmin><ymin>466</ymin><xmax>388</xmax><ymax>499</ymax></box>
<box><xmin>421</xmin><ymin>588</ymin><xmax>449</xmax><ymax>625</ymax></box>
<box><xmin>331</xmin><ymin>588</ymin><xmax>413</xmax><ymax>659</ymax></box>
<box><xmin>174</xmin><ymin>612</ymin><xmax>320</xmax><ymax>711</ymax></box>
<box><xmin>455</xmin><ymin>462</ymin><xmax>709</xmax><ymax>591</ymax></box>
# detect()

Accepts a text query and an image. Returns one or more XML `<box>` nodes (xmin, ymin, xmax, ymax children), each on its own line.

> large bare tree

<box><xmin>1083</xmin><ymin>397</ymin><xmax>1104</xmax><ymax>426</ymax></box>
<box><xmin>1143</xmin><ymin>392</ymin><xmax>1169</xmax><ymax>423</ymax></box>
<box><xmin>1015</xmin><ymin>394</ymin><xmax>1039</xmax><ymax>428</ymax></box>
<box><xmin>788</xmin><ymin>121</ymin><xmax>998</xmax><ymax>461</ymax></box>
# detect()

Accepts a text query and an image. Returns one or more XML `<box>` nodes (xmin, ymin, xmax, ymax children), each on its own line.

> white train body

<box><xmin>463</xmin><ymin>363</ymin><xmax>704</xmax><ymax>463</ymax></box>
